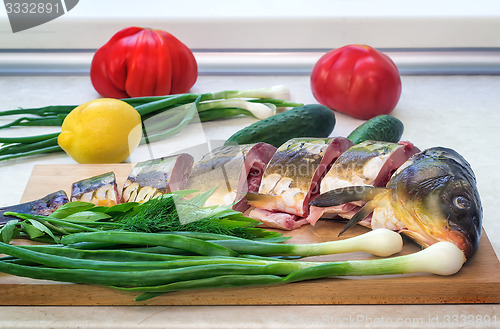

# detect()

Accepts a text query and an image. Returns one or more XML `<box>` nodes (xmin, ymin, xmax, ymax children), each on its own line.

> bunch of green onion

<box><xmin>0</xmin><ymin>85</ymin><xmax>302</xmax><ymax>162</ymax></box>
<box><xmin>0</xmin><ymin>228</ymin><xmax>465</xmax><ymax>302</ymax></box>
<box><xmin>0</xmin><ymin>179</ymin><xmax>467</xmax><ymax>302</ymax></box>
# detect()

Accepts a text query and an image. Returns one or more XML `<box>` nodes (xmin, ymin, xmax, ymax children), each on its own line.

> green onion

<box><xmin>0</xmin><ymin>242</ymin><xmax>309</xmax><ymax>272</ymax></box>
<box><xmin>0</xmin><ymin>132</ymin><xmax>60</xmax><ymax>144</ymax></box>
<box><xmin>0</xmin><ymin>105</ymin><xmax>75</xmax><ymax>118</ymax></box>
<box><xmin>283</xmin><ymin>241</ymin><xmax>466</xmax><ymax>283</ymax></box>
<box><xmin>198</xmin><ymin>108</ymin><xmax>252</xmax><ymax>122</ymax></box>
<box><xmin>197</xmin><ymin>99</ymin><xmax>276</xmax><ymax>119</ymax></box>
<box><xmin>0</xmin><ymin>86</ymin><xmax>302</xmax><ymax>162</ymax></box>
<box><xmin>209</xmin><ymin>228</ymin><xmax>403</xmax><ymax>257</ymax></box>
<box><xmin>0</xmin><ymin>231</ymin><xmax>466</xmax><ymax>302</ymax></box>
<box><xmin>0</xmin><ymin>187</ymin><xmax>466</xmax><ymax>302</ymax></box>
<box><xmin>59</xmin><ymin>229</ymin><xmax>402</xmax><ymax>258</ymax></box>
<box><xmin>114</xmin><ymin>242</ymin><xmax>466</xmax><ymax>298</ymax></box>
<box><xmin>0</xmin><ymin>136</ymin><xmax>59</xmax><ymax>156</ymax></box>
<box><xmin>60</xmin><ymin>231</ymin><xmax>239</xmax><ymax>257</ymax></box>
<box><xmin>0</xmin><ymin>145</ymin><xmax>62</xmax><ymax>162</ymax></box>
<box><xmin>18</xmin><ymin>244</ymin><xmax>186</xmax><ymax>262</ymax></box>
<box><xmin>0</xmin><ymin>116</ymin><xmax>65</xmax><ymax>129</ymax></box>
<box><xmin>118</xmin><ymin>274</ymin><xmax>286</xmax><ymax>299</ymax></box>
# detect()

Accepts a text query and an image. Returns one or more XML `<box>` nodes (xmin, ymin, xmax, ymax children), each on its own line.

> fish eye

<box><xmin>453</xmin><ymin>195</ymin><xmax>470</xmax><ymax>209</ymax></box>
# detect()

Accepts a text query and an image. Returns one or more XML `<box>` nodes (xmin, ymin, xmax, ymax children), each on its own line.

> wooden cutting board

<box><xmin>0</xmin><ymin>164</ymin><xmax>499</xmax><ymax>306</ymax></box>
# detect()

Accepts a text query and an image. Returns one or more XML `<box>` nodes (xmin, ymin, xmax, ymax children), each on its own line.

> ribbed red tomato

<box><xmin>90</xmin><ymin>27</ymin><xmax>198</xmax><ymax>98</ymax></box>
<box><xmin>310</xmin><ymin>44</ymin><xmax>401</xmax><ymax>120</ymax></box>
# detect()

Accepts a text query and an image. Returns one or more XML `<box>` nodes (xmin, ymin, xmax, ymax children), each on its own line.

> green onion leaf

<box><xmin>25</xmin><ymin>218</ymin><xmax>58</xmax><ymax>242</ymax></box>
<box><xmin>63</xmin><ymin>211</ymin><xmax>112</xmax><ymax>223</ymax></box>
<box><xmin>0</xmin><ymin>220</ymin><xmax>19</xmax><ymax>243</ymax></box>
<box><xmin>50</xmin><ymin>201</ymin><xmax>96</xmax><ymax>219</ymax></box>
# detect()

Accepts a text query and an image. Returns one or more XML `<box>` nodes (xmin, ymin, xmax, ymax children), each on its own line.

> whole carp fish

<box><xmin>310</xmin><ymin>147</ymin><xmax>482</xmax><ymax>259</ymax></box>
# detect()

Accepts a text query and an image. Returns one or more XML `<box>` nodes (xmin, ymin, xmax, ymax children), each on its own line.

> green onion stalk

<box><xmin>0</xmin><ymin>85</ymin><xmax>302</xmax><ymax>162</ymax></box>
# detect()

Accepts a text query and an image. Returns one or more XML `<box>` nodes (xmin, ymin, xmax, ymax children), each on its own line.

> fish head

<box><xmin>389</xmin><ymin>147</ymin><xmax>482</xmax><ymax>259</ymax></box>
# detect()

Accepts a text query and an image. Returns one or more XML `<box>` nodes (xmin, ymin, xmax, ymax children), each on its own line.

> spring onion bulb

<box><xmin>198</xmin><ymin>99</ymin><xmax>277</xmax><ymax>119</ymax></box>
<box><xmin>306</xmin><ymin>228</ymin><xmax>404</xmax><ymax>257</ymax></box>
<box><xmin>397</xmin><ymin>241</ymin><xmax>466</xmax><ymax>276</ymax></box>
<box><xmin>214</xmin><ymin>85</ymin><xmax>291</xmax><ymax>101</ymax></box>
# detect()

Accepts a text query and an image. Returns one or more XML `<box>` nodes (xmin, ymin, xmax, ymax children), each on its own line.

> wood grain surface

<box><xmin>0</xmin><ymin>164</ymin><xmax>499</xmax><ymax>306</ymax></box>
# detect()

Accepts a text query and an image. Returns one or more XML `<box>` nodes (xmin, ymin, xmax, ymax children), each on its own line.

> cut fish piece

<box><xmin>306</xmin><ymin>140</ymin><xmax>420</xmax><ymax>225</ymax></box>
<box><xmin>122</xmin><ymin>153</ymin><xmax>194</xmax><ymax>203</ymax></box>
<box><xmin>245</xmin><ymin>208</ymin><xmax>308</xmax><ymax>230</ymax></box>
<box><xmin>185</xmin><ymin>142</ymin><xmax>277</xmax><ymax>212</ymax></box>
<box><xmin>0</xmin><ymin>190</ymin><xmax>68</xmax><ymax>225</ymax></box>
<box><xmin>71</xmin><ymin>172</ymin><xmax>119</xmax><ymax>207</ymax></box>
<box><xmin>246</xmin><ymin>137</ymin><xmax>353</xmax><ymax>229</ymax></box>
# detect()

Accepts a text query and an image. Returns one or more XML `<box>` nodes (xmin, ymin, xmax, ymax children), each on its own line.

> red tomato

<box><xmin>90</xmin><ymin>27</ymin><xmax>198</xmax><ymax>98</ymax></box>
<box><xmin>310</xmin><ymin>45</ymin><xmax>401</xmax><ymax>120</ymax></box>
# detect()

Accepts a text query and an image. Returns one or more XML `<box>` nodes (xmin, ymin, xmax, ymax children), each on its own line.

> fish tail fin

<box><xmin>310</xmin><ymin>186</ymin><xmax>387</xmax><ymax>207</ymax></box>
<box><xmin>338</xmin><ymin>200</ymin><xmax>377</xmax><ymax>236</ymax></box>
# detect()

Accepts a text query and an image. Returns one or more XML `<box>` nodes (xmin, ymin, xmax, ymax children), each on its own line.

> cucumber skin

<box><xmin>224</xmin><ymin>104</ymin><xmax>336</xmax><ymax>148</ymax></box>
<box><xmin>347</xmin><ymin>115</ymin><xmax>404</xmax><ymax>144</ymax></box>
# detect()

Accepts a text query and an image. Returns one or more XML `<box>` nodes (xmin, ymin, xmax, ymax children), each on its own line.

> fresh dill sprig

<box><xmin>116</xmin><ymin>193</ymin><xmax>286</xmax><ymax>241</ymax></box>
<box><xmin>118</xmin><ymin>196</ymin><xmax>179</xmax><ymax>233</ymax></box>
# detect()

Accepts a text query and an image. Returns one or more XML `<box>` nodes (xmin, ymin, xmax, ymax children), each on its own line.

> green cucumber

<box><xmin>225</xmin><ymin>104</ymin><xmax>336</xmax><ymax>148</ymax></box>
<box><xmin>347</xmin><ymin>115</ymin><xmax>404</xmax><ymax>144</ymax></box>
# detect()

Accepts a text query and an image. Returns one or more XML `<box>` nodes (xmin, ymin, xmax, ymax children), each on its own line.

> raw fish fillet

<box><xmin>246</xmin><ymin>137</ymin><xmax>353</xmax><ymax>230</ymax></box>
<box><xmin>185</xmin><ymin>142</ymin><xmax>277</xmax><ymax>212</ymax></box>
<box><xmin>122</xmin><ymin>153</ymin><xmax>194</xmax><ymax>203</ymax></box>
<box><xmin>71</xmin><ymin>172</ymin><xmax>119</xmax><ymax>206</ymax></box>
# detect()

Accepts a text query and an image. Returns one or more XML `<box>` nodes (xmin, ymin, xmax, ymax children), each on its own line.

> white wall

<box><xmin>1</xmin><ymin>0</ymin><xmax>500</xmax><ymax>50</ymax></box>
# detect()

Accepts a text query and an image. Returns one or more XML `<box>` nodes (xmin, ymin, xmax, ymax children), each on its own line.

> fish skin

<box><xmin>320</xmin><ymin>140</ymin><xmax>419</xmax><ymax>191</ymax></box>
<box><xmin>71</xmin><ymin>172</ymin><xmax>119</xmax><ymax>207</ymax></box>
<box><xmin>311</xmin><ymin>147</ymin><xmax>482</xmax><ymax>260</ymax></box>
<box><xmin>0</xmin><ymin>190</ymin><xmax>68</xmax><ymax>225</ymax></box>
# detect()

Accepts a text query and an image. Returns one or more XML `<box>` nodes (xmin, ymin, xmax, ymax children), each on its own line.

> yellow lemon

<box><xmin>58</xmin><ymin>98</ymin><xmax>142</xmax><ymax>164</ymax></box>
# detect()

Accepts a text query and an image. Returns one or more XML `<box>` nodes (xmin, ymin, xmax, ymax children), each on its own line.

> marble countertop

<box><xmin>0</xmin><ymin>74</ymin><xmax>499</xmax><ymax>328</ymax></box>
<box><xmin>0</xmin><ymin>305</ymin><xmax>499</xmax><ymax>328</ymax></box>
